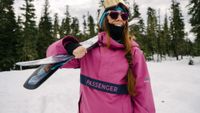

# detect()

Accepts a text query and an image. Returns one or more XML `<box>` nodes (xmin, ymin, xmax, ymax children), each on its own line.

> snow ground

<box><xmin>0</xmin><ymin>57</ymin><xmax>200</xmax><ymax>113</ymax></box>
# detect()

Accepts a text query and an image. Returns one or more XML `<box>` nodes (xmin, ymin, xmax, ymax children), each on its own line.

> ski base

<box><xmin>23</xmin><ymin>56</ymin><xmax>74</xmax><ymax>89</ymax></box>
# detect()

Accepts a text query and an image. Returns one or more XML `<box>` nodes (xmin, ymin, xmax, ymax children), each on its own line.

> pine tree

<box><xmin>53</xmin><ymin>13</ymin><xmax>60</xmax><ymax>39</ymax></box>
<box><xmin>60</xmin><ymin>5</ymin><xmax>71</xmax><ymax>38</ymax></box>
<box><xmin>162</xmin><ymin>14</ymin><xmax>171</xmax><ymax>56</ymax></box>
<box><xmin>0</xmin><ymin>0</ymin><xmax>18</xmax><ymax>70</ymax></box>
<box><xmin>59</xmin><ymin>19</ymin><xmax>65</xmax><ymax>38</ymax></box>
<box><xmin>81</xmin><ymin>14</ymin><xmax>88</xmax><ymax>41</ymax></box>
<box><xmin>170</xmin><ymin>0</ymin><xmax>185</xmax><ymax>60</ymax></box>
<box><xmin>71</xmin><ymin>17</ymin><xmax>80</xmax><ymax>37</ymax></box>
<box><xmin>37</xmin><ymin>0</ymin><xmax>54</xmax><ymax>58</ymax></box>
<box><xmin>156</xmin><ymin>9</ymin><xmax>162</xmax><ymax>61</ymax></box>
<box><xmin>146</xmin><ymin>7</ymin><xmax>157</xmax><ymax>60</ymax></box>
<box><xmin>20</xmin><ymin>0</ymin><xmax>38</xmax><ymax>61</ymax></box>
<box><xmin>83</xmin><ymin>15</ymin><xmax>87</xmax><ymax>35</ymax></box>
<box><xmin>129</xmin><ymin>2</ymin><xmax>145</xmax><ymax>53</ymax></box>
<box><xmin>188</xmin><ymin>0</ymin><xmax>200</xmax><ymax>55</ymax></box>
<box><xmin>87</xmin><ymin>13</ymin><xmax>96</xmax><ymax>38</ymax></box>
<box><xmin>184</xmin><ymin>35</ymin><xmax>194</xmax><ymax>56</ymax></box>
<box><xmin>15</xmin><ymin>16</ymin><xmax>23</xmax><ymax>61</ymax></box>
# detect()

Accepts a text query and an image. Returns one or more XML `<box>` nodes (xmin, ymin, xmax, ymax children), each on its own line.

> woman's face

<box><xmin>106</xmin><ymin>10</ymin><xmax>128</xmax><ymax>27</ymax></box>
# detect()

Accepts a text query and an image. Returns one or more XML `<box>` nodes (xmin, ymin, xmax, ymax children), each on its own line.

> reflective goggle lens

<box><xmin>108</xmin><ymin>11</ymin><xmax>129</xmax><ymax>21</ymax></box>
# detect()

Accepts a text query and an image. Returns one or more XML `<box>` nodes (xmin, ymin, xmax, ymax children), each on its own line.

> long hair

<box><xmin>99</xmin><ymin>17</ymin><xmax>137</xmax><ymax>96</ymax></box>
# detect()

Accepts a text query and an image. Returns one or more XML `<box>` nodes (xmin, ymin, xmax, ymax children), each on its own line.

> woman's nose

<box><xmin>116</xmin><ymin>14</ymin><xmax>123</xmax><ymax>21</ymax></box>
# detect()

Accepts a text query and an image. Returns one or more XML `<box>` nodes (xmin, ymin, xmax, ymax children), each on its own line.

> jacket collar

<box><xmin>98</xmin><ymin>32</ymin><xmax>139</xmax><ymax>49</ymax></box>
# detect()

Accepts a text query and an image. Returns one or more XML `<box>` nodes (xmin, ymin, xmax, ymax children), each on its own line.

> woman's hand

<box><xmin>73</xmin><ymin>46</ymin><xmax>87</xmax><ymax>59</ymax></box>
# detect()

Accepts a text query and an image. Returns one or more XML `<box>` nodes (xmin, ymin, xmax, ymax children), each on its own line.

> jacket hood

<box><xmin>98</xmin><ymin>32</ymin><xmax>139</xmax><ymax>49</ymax></box>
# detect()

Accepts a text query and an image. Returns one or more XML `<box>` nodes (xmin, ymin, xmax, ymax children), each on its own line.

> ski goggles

<box><xmin>107</xmin><ymin>11</ymin><xmax>129</xmax><ymax>21</ymax></box>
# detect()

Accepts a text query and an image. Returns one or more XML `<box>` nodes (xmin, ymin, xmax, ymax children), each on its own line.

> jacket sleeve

<box><xmin>46</xmin><ymin>35</ymin><xmax>80</xmax><ymax>68</ymax></box>
<box><xmin>131</xmin><ymin>47</ymin><xmax>156</xmax><ymax>113</ymax></box>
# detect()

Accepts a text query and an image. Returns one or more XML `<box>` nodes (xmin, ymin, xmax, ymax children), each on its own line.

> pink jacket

<box><xmin>46</xmin><ymin>32</ymin><xmax>155</xmax><ymax>113</ymax></box>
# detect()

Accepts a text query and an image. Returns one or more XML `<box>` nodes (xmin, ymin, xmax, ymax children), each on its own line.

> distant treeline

<box><xmin>0</xmin><ymin>0</ymin><xmax>199</xmax><ymax>71</ymax></box>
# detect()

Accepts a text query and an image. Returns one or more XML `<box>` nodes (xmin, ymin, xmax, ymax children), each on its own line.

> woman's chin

<box><xmin>113</xmin><ymin>24</ymin><xmax>124</xmax><ymax>27</ymax></box>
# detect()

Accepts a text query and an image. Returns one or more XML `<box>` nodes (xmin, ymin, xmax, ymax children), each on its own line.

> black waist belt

<box><xmin>80</xmin><ymin>74</ymin><xmax>128</xmax><ymax>94</ymax></box>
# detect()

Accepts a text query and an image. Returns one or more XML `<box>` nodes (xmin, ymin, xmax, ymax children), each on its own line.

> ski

<box><xmin>16</xmin><ymin>36</ymin><xmax>98</xmax><ymax>66</ymax></box>
<box><xmin>21</xmin><ymin>35</ymin><xmax>98</xmax><ymax>90</ymax></box>
<box><xmin>23</xmin><ymin>57</ymin><xmax>74</xmax><ymax>89</ymax></box>
<box><xmin>18</xmin><ymin>18</ymin><xmax>139</xmax><ymax>90</ymax></box>
<box><xmin>16</xmin><ymin>55</ymin><xmax>71</xmax><ymax>66</ymax></box>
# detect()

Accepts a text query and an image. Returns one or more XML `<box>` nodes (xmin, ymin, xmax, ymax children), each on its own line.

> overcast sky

<box><xmin>13</xmin><ymin>0</ymin><xmax>195</xmax><ymax>41</ymax></box>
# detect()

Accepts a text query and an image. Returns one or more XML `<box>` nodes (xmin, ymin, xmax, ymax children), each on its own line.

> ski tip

<box><xmin>15</xmin><ymin>61</ymin><xmax>39</xmax><ymax>66</ymax></box>
<box><xmin>23</xmin><ymin>82</ymin><xmax>39</xmax><ymax>90</ymax></box>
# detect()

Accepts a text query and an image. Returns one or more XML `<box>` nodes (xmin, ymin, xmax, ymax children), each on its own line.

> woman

<box><xmin>46</xmin><ymin>0</ymin><xmax>155</xmax><ymax>113</ymax></box>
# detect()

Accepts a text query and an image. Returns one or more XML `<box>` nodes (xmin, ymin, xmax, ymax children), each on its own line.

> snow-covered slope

<box><xmin>0</xmin><ymin>57</ymin><xmax>200</xmax><ymax>113</ymax></box>
<box><xmin>148</xmin><ymin>58</ymin><xmax>200</xmax><ymax>113</ymax></box>
<box><xmin>0</xmin><ymin>69</ymin><xmax>80</xmax><ymax>113</ymax></box>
